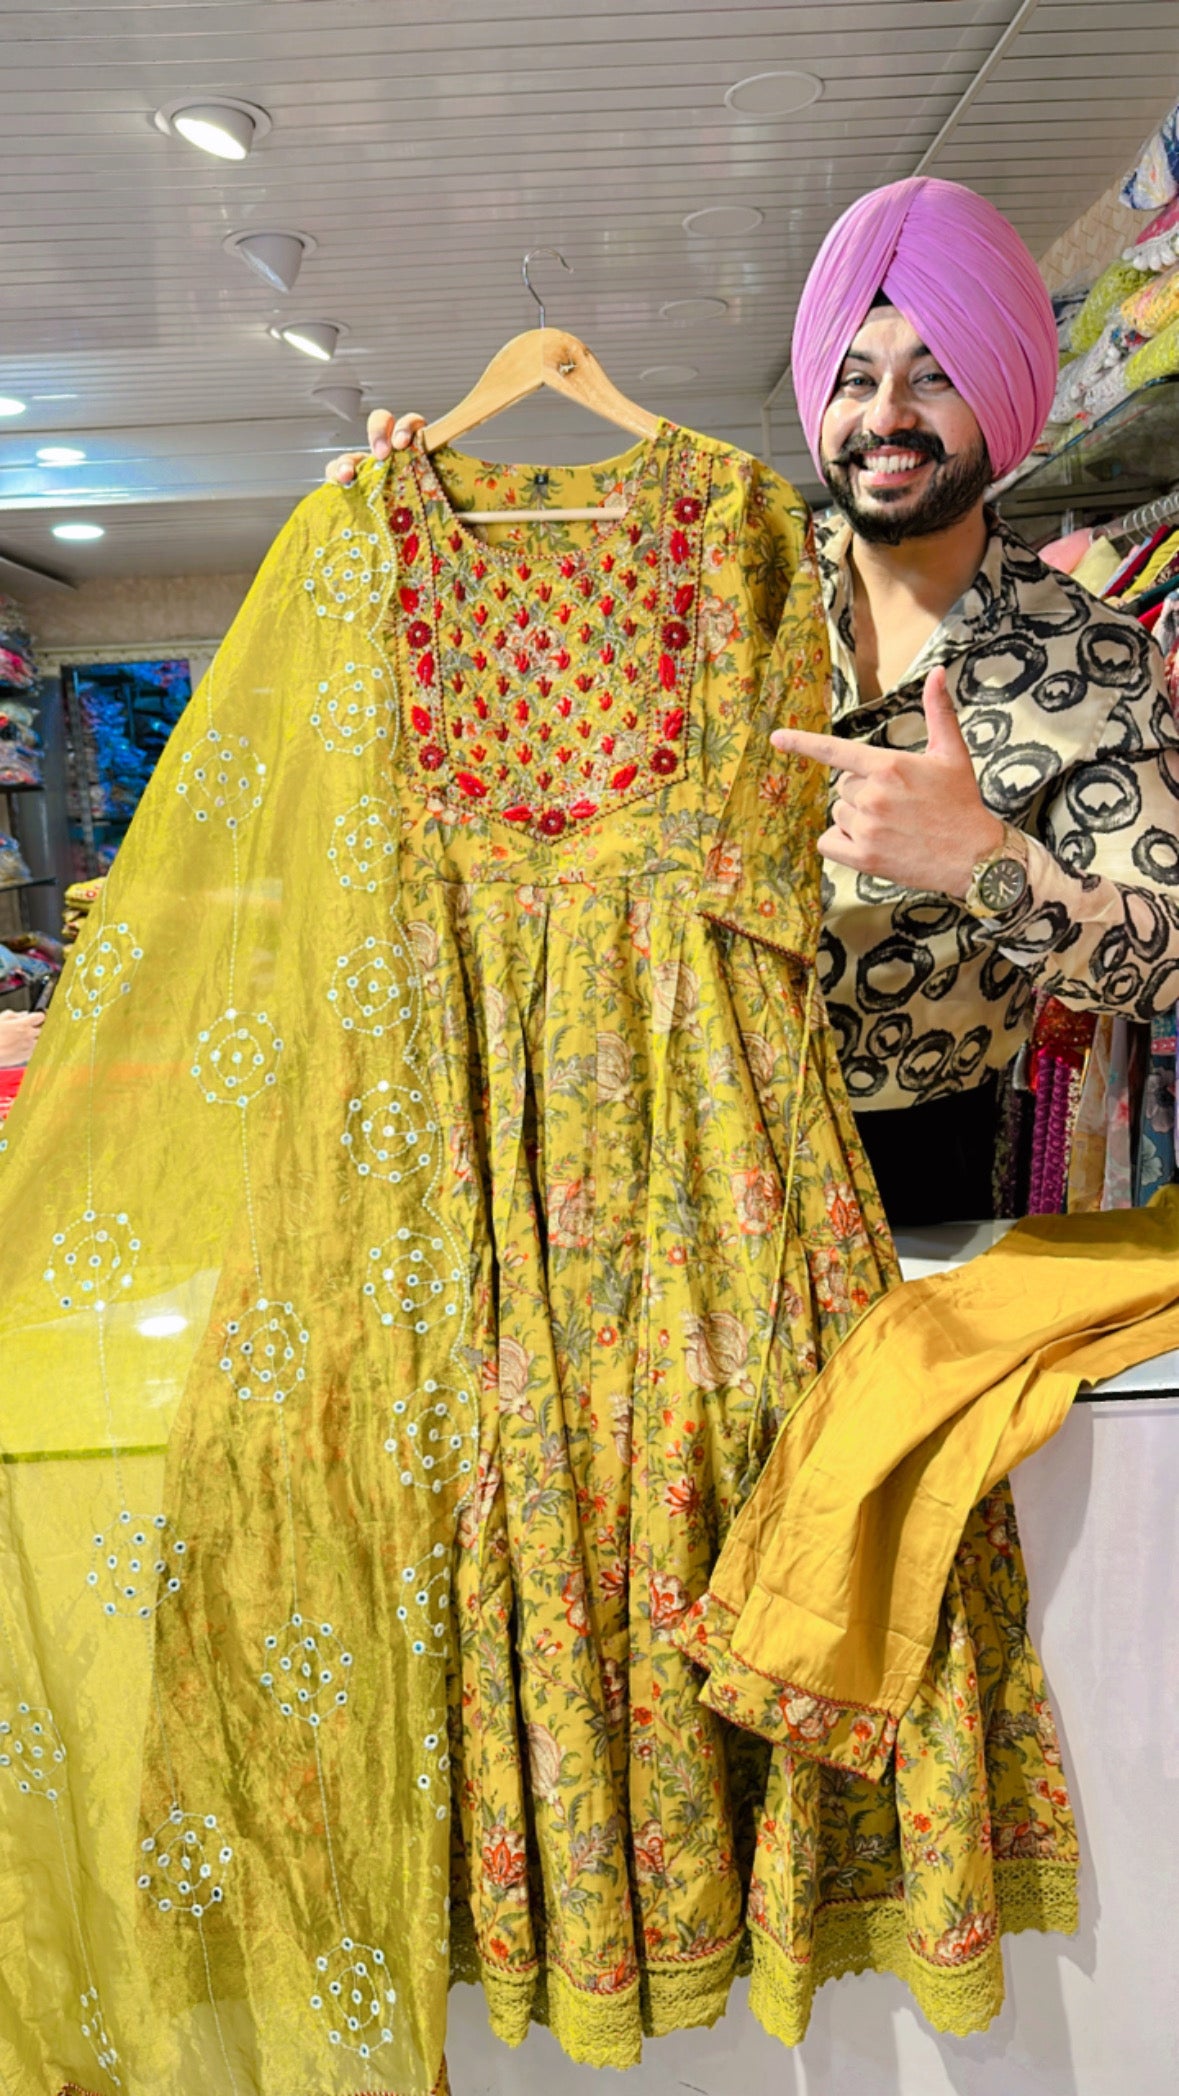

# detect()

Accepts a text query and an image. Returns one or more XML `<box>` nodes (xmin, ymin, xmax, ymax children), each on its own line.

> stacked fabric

<box><xmin>0</xmin><ymin>700</ymin><xmax>42</xmax><ymax>787</ymax></box>
<box><xmin>0</xmin><ymin>595</ymin><xmax>36</xmax><ymax>694</ymax></box>
<box><xmin>0</xmin><ymin>831</ymin><xmax>32</xmax><ymax>888</ymax></box>
<box><xmin>60</xmin><ymin>873</ymin><xmax>105</xmax><ymax>943</ymax></box>
<box><xmin>1043</xmin><ymin>96</ymin><xmax>1179</xmax><ymax>439</ymax></box>
<box><xmin>1049</xmin><ymin>258</ymin><xmax>1154</xmax><ymax>428</ymax></box>
<box><xmin>0</xmin><ymin>593</ymin><xmax>42</xmax><ymax>787</ymax></box>
<box><xmin>1125</xmin><ymin>192</ymin><xmax>1179</xmax><ymax>274</ymax></box>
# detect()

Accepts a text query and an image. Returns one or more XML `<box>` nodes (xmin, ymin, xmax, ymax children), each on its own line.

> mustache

<box><xmin>829</xmin><ymin>430</ymin><xmax>947</xmax><ymax>471</ymax></box>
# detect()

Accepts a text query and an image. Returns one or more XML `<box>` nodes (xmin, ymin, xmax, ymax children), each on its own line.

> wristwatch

<box><xmin>964</xmin><ymin>823</ymin><xmax>1030</xmax><ymax>919</ymax></box>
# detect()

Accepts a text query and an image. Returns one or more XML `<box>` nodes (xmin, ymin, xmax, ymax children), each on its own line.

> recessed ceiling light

<box><xmin>313</xmin><ymin>382</ymin><xmax>365</xmax><ymax>424</ymax></box>
<box><xmin>153</xmin><ymin>96</ymin><xmax>272</xmax><ymax>162</ymax></box>
<box><xmin>725</xmin><ymin>70</ymin><xmax>823</xmax><ymax>116</ymax></box>
<box><xmin>52</xmin><ymin>521</ymin><xmax>105</xmax><ymax>543</ymax></box>
<box><xmin>37</xmin><ymin>445</ymin><xmax>87</xmax><ymax>466</ymax></box>
<box><xmin>271</xmin><ymin>321</ymin><xmax>342</xmax><ymax>362</ymax></box>
<box><xmin>0</xmin><ymin>396</ymin><xmax>27</xmax><ymax>418</ymax></box>
<box><xmin>658</xmin><ymin>298</ymin><xmax>729</xmax><ymax>323</ymax></box>
<box><xmin>225</xmin><ymin>228</ymin><xmax>315</xmax><ymax>293</ymax></box>
<box><xmin>639</xmin><ymin>363</ymin><xmax>699</xmax><ymax>387</ymax></box>
<box><xmin>683</xmin><ymin>206</ymin><xmax>764</xmax><ymax>238</ymax></box>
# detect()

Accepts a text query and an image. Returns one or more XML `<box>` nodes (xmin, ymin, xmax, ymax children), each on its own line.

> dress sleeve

<box><xmin>695</xmin><ymin>474</ymin><xmax>832</xmax><ymax>963</ymax></box>
<box><xmin>972</xmin><ymin>649</ymin><xmax>1179</xmax><ymax>1017</ymax></box>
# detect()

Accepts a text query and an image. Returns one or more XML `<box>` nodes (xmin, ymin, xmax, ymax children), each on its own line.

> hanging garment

<box><xmin>1036</xmin><ymin>525</ymin><xmax>1094</xmax><ymax>575</ymax></box>
<box><xmin>1134</xmin><ymin>1007</ymin><xmax>1179</xmax><ymax>1201</ymax></box>
<box><xmin>1094</xmin><ymin>521</ymin><xmax>1173</xmax><ymax>600</ymax></box>
<box><xmin>0</xmin><ymin>425</ymin><xmax>903</xmax><ymax>2096</ymax></box>
<box><xmin>1112</xmin><ymin>525</ymin><xmax>1179</xmax><ymax>599</ymax></box>
<box><xmin>1102</xmin><ymin>1016</ymin><xmax>1137</xmax><ymax>1207</ymax></box>
<box><xmin>1069</xmin><ymin>533</ymin><xmax>1129</xmax><ymax>595</ymax></box>
<box><xmin>1068</xmin><ymin>1013</ymin><xmax>1116</xmax><ymax>1211</ymax></box>
<box><xmin>1026</xmin><ymin>1000</ymin><xmax>1096</xmax><ymax>1216</ymax></box>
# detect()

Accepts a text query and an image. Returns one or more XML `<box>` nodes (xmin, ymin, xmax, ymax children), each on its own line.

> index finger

<box><xmin>770</xmin><ymin>727</ymin><xmax>882</xmax><ymax>776</ymax></box>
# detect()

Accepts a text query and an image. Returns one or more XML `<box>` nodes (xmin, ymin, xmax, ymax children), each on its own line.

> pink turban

<box><xmin>791</xmin><ymin>178</ymin><xmax>1058</xmax><ymax>482</ymax></box>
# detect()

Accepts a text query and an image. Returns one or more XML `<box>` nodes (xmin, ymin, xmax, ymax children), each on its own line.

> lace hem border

<box><xmin>450</xmin><ymin>1856</ymin><xmax>1079</xmax><ymax>2067</ymax></box>
<box><xmin>750</xmin><ymin>1858</ymin><xmax>1080</xmax><ymax>2044</ymax></box>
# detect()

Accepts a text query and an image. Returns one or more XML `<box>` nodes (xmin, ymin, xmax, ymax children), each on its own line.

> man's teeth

<box><xmin>861</xmin><ymin>453</ymin><xmax>926</xmax><ymax>475</ymax></box>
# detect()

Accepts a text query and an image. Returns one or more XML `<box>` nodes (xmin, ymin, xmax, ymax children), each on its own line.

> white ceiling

<box><xmin>1</xmin><ymin>0</ymin><xmax>1177</xmax><ymax>589</ymax></box>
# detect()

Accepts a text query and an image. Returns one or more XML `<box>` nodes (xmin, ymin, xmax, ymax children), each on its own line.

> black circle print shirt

<box><xmin>815</xmin><ymin>512</ymin><xmax>1179</xmax><ymax>1111</ymax></box>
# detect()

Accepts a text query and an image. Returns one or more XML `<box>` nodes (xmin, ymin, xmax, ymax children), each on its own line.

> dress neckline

<box><xmin>408</xmin><ymin>419</ymin><xmax>675</xmax><ymax>577</ymax></box>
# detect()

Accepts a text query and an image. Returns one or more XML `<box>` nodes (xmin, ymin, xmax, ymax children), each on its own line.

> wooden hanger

<box><xmin>421</xmin><ymin>250</ymin><xmax>660</xmax><ymax>524</ymax></box>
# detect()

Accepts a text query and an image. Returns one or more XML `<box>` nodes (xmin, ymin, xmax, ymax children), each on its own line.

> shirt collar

<box><xmin>815</xmin><ymin>508</ymin><xmax>1013</xmax><ymax>717</ymax></box>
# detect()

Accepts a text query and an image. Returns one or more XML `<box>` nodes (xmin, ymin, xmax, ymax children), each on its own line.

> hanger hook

<box><xmin>522</xmin><ymin>247</ymin><xmax>572</xmax><ymax>329</ymax></box>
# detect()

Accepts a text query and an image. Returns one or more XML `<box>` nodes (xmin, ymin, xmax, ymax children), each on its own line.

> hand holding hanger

<box><xmin>325</xmin><ymin>409</ymin><xmax>423</xmax><ymax>485</ymax></box>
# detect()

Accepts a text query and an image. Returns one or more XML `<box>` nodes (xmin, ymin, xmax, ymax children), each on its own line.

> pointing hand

<box><xmin>770</xmin><ymin>667</ymin><xmax>1004</xmax><ymax>898</ymax></box>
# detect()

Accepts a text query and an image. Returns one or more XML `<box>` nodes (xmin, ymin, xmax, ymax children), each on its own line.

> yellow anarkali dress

<box><xmin>0</xmin><ymin>425</ymin><xmax>1074</xmax><ymax>2096</ymax></box>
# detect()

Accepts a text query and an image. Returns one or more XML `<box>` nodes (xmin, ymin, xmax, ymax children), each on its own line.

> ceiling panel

<box><xmin>0</xmin><ymin>0</ymin><xmax>1177</xmax><ymax>582</ymax></box>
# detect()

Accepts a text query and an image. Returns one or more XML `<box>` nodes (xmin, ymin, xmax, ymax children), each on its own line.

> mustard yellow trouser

<box><xmin>674</xmin><ymin>1188</ymin><xmax>1179</xmax><ymax>1777</ymax></box>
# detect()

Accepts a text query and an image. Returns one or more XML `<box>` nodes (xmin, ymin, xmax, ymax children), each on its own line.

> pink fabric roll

<box><xmin>791</xmin><ymin>178</ymin><xmax>1059</xmax><ymax>482</ymax></box>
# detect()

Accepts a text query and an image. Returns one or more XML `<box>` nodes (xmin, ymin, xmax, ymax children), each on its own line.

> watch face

<box><xmin>977</xmin><ymin>855</ymin><xmax>1027</xmax><ymax>913</ymax></box>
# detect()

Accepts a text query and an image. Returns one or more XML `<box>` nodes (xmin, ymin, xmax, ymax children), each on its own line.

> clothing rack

<box><xmin>1094</xmin><ymin>484</ymin><xmax>1179</xmax><ymax>544</ymax></box>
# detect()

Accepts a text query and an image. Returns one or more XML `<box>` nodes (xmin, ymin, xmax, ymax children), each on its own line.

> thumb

<box><xmin>921</xmin><ymin>666</ymin><xmax>968</xmax><ymax>759</ymax></box>
<box><xmin>366</xmin><ymin>409</ymin><xmax>396</xmax><ymax>460</ymax></box>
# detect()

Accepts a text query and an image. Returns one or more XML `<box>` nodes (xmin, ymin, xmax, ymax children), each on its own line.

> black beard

<box><xmin>821</xmin><ymin>434</ymin><xmax>992</xmax><ymax>545</ymax></box>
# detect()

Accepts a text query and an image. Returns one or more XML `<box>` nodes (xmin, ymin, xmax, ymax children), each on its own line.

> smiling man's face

<box><xmin>819</xmin><ymin>307</ymin><xmax>992</xmax><ymax>544</ymax></box>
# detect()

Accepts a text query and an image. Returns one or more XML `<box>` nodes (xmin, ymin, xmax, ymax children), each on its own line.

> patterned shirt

<box><xmin>816</xmin><ymin>511</ymin><xmax>1179</xmax><ymax>1112</ymax></box>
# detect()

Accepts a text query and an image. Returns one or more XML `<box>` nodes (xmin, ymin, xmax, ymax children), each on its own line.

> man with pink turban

<box><xmin>326</xmin><ymin>177</ymin><xmax>1179</xmax><ymax>1226</ymax></box>
<box><xmin>767</xmin><ymin>175</ymin><xmax>1179</xmax><ymax>1223</ymax></box>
